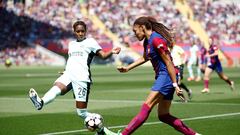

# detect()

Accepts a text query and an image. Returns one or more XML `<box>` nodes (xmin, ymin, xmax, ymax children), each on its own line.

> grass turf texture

<box><xmin>0</xmin><ymin>65</ymin><xmax>239</xmax><ymax>135</ymax></box>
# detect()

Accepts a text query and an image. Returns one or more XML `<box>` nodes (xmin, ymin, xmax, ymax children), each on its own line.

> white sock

<box><xmin>42</xmin><ymin>86</ymin><xmax>61</xmax><ymax>105</ymax></box>
<box><xmin>77</xmin><ymin>108</ymin><xmax>92</xmax><ymax>119</ymax></box>
<box><xmin>197</xmin><ymin>67</ymin><xmax>201</xmax><ymax>77</ymax></box>
<box><xmin>187</xmin><ymin>64</ymin><xmax>194</xmax><ymax>78</ymax></box>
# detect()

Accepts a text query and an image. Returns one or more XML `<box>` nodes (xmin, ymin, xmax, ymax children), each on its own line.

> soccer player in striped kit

<box><xmin>201</xmin><ymin>38</ymin><xmax>234</xmax><ymax>93</ymax></box>
<box><xmin>29</xmin><ymin>20</ymin><xmax>121</xmax><ymax>135</ymax></box>
<box><xmin>105</xmin><ymin>16</ymin><xmax>200</xmax><ymax>135</ymax></box>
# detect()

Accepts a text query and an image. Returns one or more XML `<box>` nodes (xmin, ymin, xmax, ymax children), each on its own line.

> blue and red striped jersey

<box><xmin>144</xmin><ymin>32</ymin><xmax>172</xmax><ymax>78</ymax></box>
<box><xmin>208</xmin><ymin>44</ymin><xmax>220</xmax><ymax>64</ymax></box>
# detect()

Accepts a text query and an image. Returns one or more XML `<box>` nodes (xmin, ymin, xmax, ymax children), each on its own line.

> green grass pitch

<box><xmin>0</xmin><ymin>65</ymin><xmax>240</xmax><ymax>135</ymax></box>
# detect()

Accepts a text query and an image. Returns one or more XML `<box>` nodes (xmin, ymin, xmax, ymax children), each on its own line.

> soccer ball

<box><xmin>84</xmin><ymin>113</ymin><xmax>104</xmax><ymax>132</ymax></box>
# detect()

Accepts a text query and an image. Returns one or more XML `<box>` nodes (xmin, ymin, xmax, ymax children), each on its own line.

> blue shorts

<box><xmin>208</xmin><ymin>61</ymin><xmax>223</xmax><ymax>73</ymax></box>
<box><xmin>200</xmin><ymin>57</ymin><xmax>207</xmax><ymax>65</ymax></box>
<box><xmin>151</xmin><ymin>73</ymin><xmax>175</xmax><ymax>100</ymax></box>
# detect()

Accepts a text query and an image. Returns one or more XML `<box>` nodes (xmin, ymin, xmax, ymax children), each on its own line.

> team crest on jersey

<box><xmin>148</xmin><ymin>47</ymin><xmax>150</xmax><ymax>54</ymax></box>
<box><xmin>147</xmin><ymin>46</ymin><xmax>151</xmax><ymax>60</ymax></box>
<box><xmin>157</xmin><ymin>44</ymin><xmax>164</xmax><ymax>48</ymax></box>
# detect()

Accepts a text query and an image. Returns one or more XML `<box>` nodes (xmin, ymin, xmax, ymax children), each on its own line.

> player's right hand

<box><xmin>175</xmin><ymin>86</ymin><xmax>185</xmax><ymax>101</ymax></box>
<box><xmin>112</xmin><ymin>47</ymin><xmax>121</xmax><ymax>54</ymax></box>
<box><xmin>117</xmin><ymin>66</ymin><xmax>129</xmax><ymax>73</ymax></box>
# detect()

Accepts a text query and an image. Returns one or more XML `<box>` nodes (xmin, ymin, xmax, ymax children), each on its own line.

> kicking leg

<box><xmin>29</xmin><ymin>82</ymin><xmax>69</xmax><ymax>110</ymax></box>
<box><xmin>121</xmin><ymin>91</ymin><xmax>161</xmax><ymax>135</ymax></box>
<box><xmin>29</xmin><ymin>88</ymin><xmax>44</xmax><ymax>110</ymax></box>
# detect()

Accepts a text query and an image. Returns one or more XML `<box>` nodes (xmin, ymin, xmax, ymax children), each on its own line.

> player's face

<box><xmin>74</xmin><ymin>25</ymin><xmax>86</xmax><ymax>41</ymax></box>
<box><xmin>133</xmin><ymin>24</ymin><xmax>145</xmax><ymax>41</ymax></box>
<box><xmin>211</xmin><ymin>38</ymin><xmax>219</xmax><ymax>45</ymax></box>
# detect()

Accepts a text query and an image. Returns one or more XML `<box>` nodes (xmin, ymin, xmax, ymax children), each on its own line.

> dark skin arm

<box><xmin>97</xmin><ymin>47</ymin><xmax>121</xmax><ymax>59</ymax></box>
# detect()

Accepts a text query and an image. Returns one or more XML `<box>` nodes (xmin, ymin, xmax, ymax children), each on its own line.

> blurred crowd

<box><xmin>0</xmin><ymin>7</ymin><xmax>72</xmax><ymax>50</ymax></box>
<box><xmin>85</xmin><ymin>0</ymin><xmax>195</xmax><ymax>46</ymax></box>
<box><xmin>1</xmin><ymin>0</ymin><xmax>112</xmax><ymax>49</ymax></box>
<box><xmin>0</xmin><ymin>0</ymin><xmax>239</xmax><ymax>66</ymax></box>
<box><xmin>189</xmin><ymin>0</ymin><xmax>240</xmax><ymax>44</ymax></box>
<box><xmin>0</xmin><ymin>47</ymin><xmax>47</xmax><ymax>66</ymax></box>
<box><xmin>86</xmin><ymin>0</ymin><xmax>239</xmax><ymax>46</ymax></box>
<box><xmin>0</xmin><ymin>0</ymin><xmax>113</xmax><ymax>66</ymax></box>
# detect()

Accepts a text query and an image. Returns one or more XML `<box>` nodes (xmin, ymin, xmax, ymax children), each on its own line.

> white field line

<box><xmin>1</xmin><ymin>97</ymin><xmax>240</xmax><ymax>106</ymax></box>
<box><xmin>40</xmin><ymin>112</ymin><xmax>240</xmax><ymax>135</ymax></box>
<box><xmin>0</xmin><ymin>97</ymin><xmax>143</xmax><ymax>104</ymax></box>
<box><xmin>0</xmin><ymin>73</ymin><xmax>57</xmax><ymax>77</ymax></box>
<box><xmin>1</xmin><ymin>72</ymin><xmax>239</xmax><ymax>77</ymax></box>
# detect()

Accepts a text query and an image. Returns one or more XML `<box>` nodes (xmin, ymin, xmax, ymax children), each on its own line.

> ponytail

<box><xmin>134</xmin><ymin>16</ymin><xmax>174</xmax><ymax>48</ymax></box>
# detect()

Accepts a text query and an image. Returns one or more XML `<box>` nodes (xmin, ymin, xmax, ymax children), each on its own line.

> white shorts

<box><xmin>55</xmin><ymin>73</ymin><xmax>90</xmax><ymax>102</ymax></box>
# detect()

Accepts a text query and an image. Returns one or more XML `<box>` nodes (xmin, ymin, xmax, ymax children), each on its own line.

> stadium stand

<box><xmin>0</xmin><ymin>0</ymin><xmax>115</xmax><ymax>66</ymax></box>
<box><xmin>84</xmin><ymin>0</ymin><xmax>239</xmax><ymax>66</ymax></box>
<box><xmin>0</xmin><ymin>0</ymin><xmax>239</xmax><ymax>66</ymax></box>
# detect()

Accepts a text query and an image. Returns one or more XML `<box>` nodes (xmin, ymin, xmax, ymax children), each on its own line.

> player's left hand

<box><xmin>117</xmin><ymin>66</ymin><xmax>129</xmax><ymax>73</ymax></box>
<box><xmin>112</xmin><ymin>47</ymin><xmax>121</xmax><ymax>54</ymax></box>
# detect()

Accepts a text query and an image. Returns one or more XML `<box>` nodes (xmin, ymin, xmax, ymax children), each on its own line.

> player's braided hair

<box><xmin>134</xmin><ymin>16</ymin><xmax>174</xmax><ymax>48</ymax></box>
<box><xmin>73</xmin><ymin>21</ymin><xmax>87</xmax><ymax>31</ymax></box>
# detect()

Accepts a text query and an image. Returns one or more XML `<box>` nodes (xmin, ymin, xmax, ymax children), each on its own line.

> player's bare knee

<box><xmin>158</xmin><ymin>114</ymin><xmax>167</xmax><ymax>122</ymax></box>
<box><xmin>59</xmin><ymin>87</ymin><xmax>69</xmax><ymax>95</ymax></box>
<box><xmin>54</xmin><ymin>82</ymin><xmax>67</xmax><ymax>95</ymax></box>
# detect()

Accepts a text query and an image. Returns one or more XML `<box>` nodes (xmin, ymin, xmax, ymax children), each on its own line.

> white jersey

<box><xmin>65</xmin><ymin>38</ymin><xmax>102</xmax><ymax>82</ymax></box>
<box><xmin>171</xmin><ymin>45</ymin><xmax>185</xmax><ymax>66</ymax></box>
<box><xmin>189</xmin><ymin>44</ymin><xmax>199</xmax><ymax>62</ymax></box>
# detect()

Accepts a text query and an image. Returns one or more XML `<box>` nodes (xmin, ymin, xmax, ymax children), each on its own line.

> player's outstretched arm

<box><xmin>117</xmin><ymin>57</ymin><xmax>147</xmax><ymax>73</ymax></box>
<box><xmin>97</xmin><ymin>47</ymin><xmax>121</xmax><ymax>59</ymax></box>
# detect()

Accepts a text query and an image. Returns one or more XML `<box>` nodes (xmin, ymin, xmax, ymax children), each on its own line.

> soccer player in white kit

<box><xmin>187</xmin><ymin>40</ymin><xmax>201</xmax><ymax>81</ymax></box>
<box><xmin>29</xmin><ymin>21</ymin><xmax>121</xmax><ymax>134</ymax></box>
<box><xmin>170</xmin><ymin>44</ymin><xmax>192</xmax><ymax>101</ymax></box>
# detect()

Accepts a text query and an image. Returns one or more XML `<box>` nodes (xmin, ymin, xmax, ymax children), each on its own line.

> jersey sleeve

<box><xmin>152</xmin><ymin>37</ymin><xmax>168</xmax><ymax>54</ymax></box>
<box><xmin>89</xmin><ymin>38</ymin><xmax>102</xmax><ymax>54</ymax></box>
